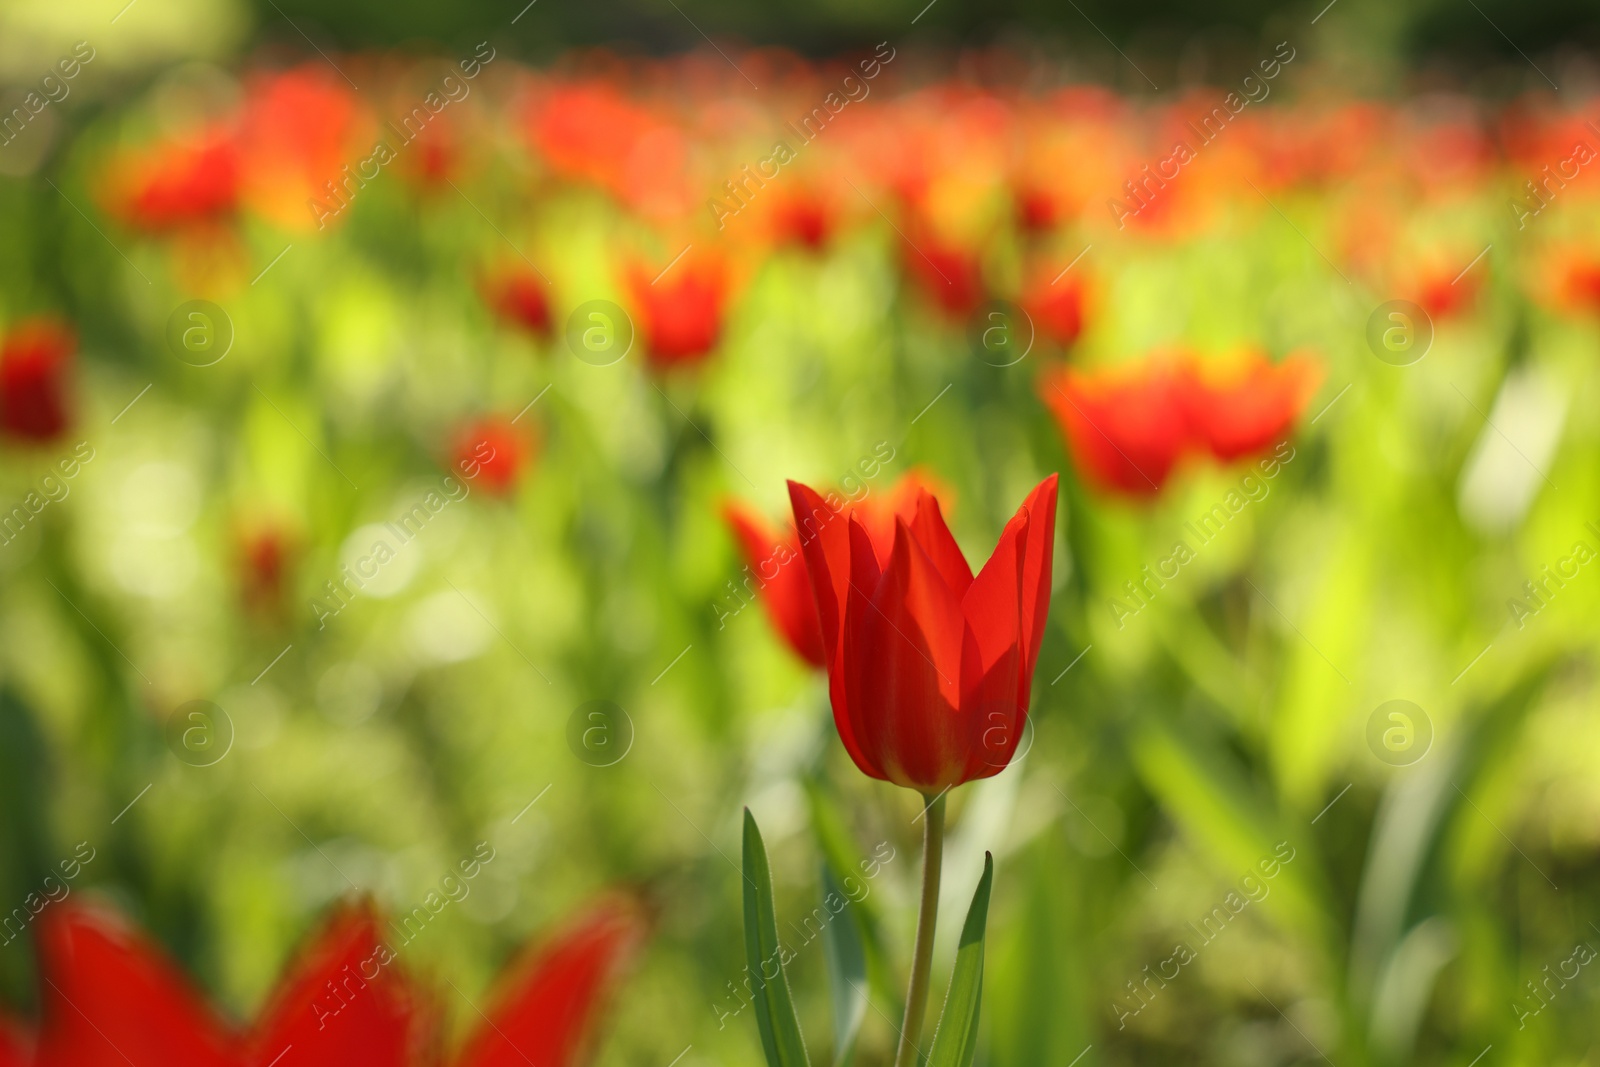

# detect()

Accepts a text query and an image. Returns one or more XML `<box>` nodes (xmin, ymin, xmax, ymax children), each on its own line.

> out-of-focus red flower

<box><xmin>1013</xmin><ymin>179</ymin><xmax>1065</xmax><ymax>234</ymax></box>
<box><xmin>766</xmin><ymin>185</ymin><xmax>834</xmax><ymax>251</ymax></box>
<box><xmin>1040</xmin><ymin>351</ymin><xmax>1321</xmax><ymax>497</ymax></box>
<box><xmin>1019</xmin><ymin>265</ymin><xmax>1088</xmax><ymax>349</ymax></box>
<box><xmin>401</xmin><ymin>117</ymin><xmax>461</xmax><ymax>189</ymax></box>
<box><xmin>1545</xmin><ymin>249</ymin><xmax>1600</xmax><ymax>316</ymax></box>
<box><xmin>1412</xmin><ymin>268</ymin><xmax>1479</xmax><ymax>320</ymax></box>
<box><xmin>1563</xmin><ymin>259</ymin><xmax>1600</xmax><ymax>312</ymax></box>
<box><xmin>0</xmin><ymin>1014</ymin><xmax>28</xmax><ymax>1067</ymax></box>
<box><xmin>481</xmin><ymin>267</ymin><xmax>553</xmax><ymax>338</ymax></box>
<box><xmin>35</xmin><ymin>902</ymin><xmax>239</xmax><ymax>1067</ymax></box>
<box><xmin>900</xmin><ymin>223</ymin><xmax>985</xmax><ymax>319</ymax></box>
<box><xmin>247</xmin><ymin>903</ymin><xmax>431</xmax><ymax>1067</ymax></box>
<box><xmin>787</xmin><ymin>474</ymin><xmax>1058</xmax><ymax>793</ymax></box>
<box><xmin>238</xmin><ymin>522</ymin><xmax>295</xmax><ymax>612</ymax></box>
<box><xmin>624</xmin><ymin>252</ymin><xmax>730</xmax><ymax>368</ymax></box>
<box><xmin>0</xmin><ymin>317</ymin><xmax>75</xmax><ymax>443</ymax></box>
<box><xmin>104</xmin><ymin>126</ymin><xmax>242</xmax><ymax>232</ymax></box>
<box><xmin>722</xmin><ymin>503</ymin><xmax>827</xmax><ymax>668</ymax></box>
<box><xmin>1179</xmin><ymin>352</ymin><xmax>1323</xmax><ymax>463</ymax></box>
<box><xmin>33</xmin><ymin>896</ymin><xmax>644</xmax><ymax>1067</ymax></box>
<box><xmin>1040</xmin><ymin>362</ymin><xmax>1190</xmax><ymax>497</ymax></box>
<box><xmin>526</xmin><ymin>83</ymin><xmax>654</xmax><ymax>190</ymax></box>
<box><xmin>452</xmin><ymin>897</ymin><xmax>648</xmax><ymax>1067</ymax></box>
<box><xmin>525</xmin><ymin>82</ymin><xmax>690</xmax><ymax>217</ymax></box>
<box><xmin>240</xmin><ymin>66</ymin><xmax>368</xmax><ymax>231</ymax></box>
<box><xmin>455</xmin><ymin>417</ymin><xmax>534</xmax><ymax>495</ymax></box>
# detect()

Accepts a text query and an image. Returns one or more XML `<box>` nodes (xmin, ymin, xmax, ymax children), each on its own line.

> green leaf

<box><xmin>742</xmin><ymin>809</ymin><xmax>812</xmax><ymax>1067</ymax></box>
<box><xmin>925</xmin><ymin>852</ymin><xmax>994</xmax><ymax>1067</ymax></box>
<box><xmin>820</xmin><ymin>860</ymin><xmax>868</xmax><ymax>1066</ymax></box>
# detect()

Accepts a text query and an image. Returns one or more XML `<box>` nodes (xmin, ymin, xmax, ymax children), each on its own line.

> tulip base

<box><xmin>894</xmin><ymin>790</ymin><xmax>947</xmax><ymax>1067</ymax></box>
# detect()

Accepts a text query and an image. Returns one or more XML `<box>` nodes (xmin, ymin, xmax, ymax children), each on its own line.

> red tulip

<box><xmin>247</xmin><ymin>904</ymin><xmax>431</xmax><ymax>1067</ymax></box>
<box><xmin>1561</xmin><ymin>256</ymin><xmax>1600</xmax><ymax>313</ymax></box>
<box><xmin>240</xmin><ymin>66</ymin><xmax>370</xmax><ymax>231</ymax></box>
<box><xmin>0</xmin><ymin>1014</ymin><xmax>27</xmax><ymax>1067</ymax></box>
<box><xmin>1040</xmin><ymin>362</ymin><xmax>1189</xmax><ymax>497</ymax></box>
<box><xmin>766</xmin><ymin>185</ymin><xmax>834</xmax><ymax>251</ymax></box>
<box><xmin>0</xmin><ymin>317</ymin><xmax>75</xmax><ymax>443</ymax></box>
<box><xmin>900</xmin><ymin>225</ymin><xmax>985</xmax><ymax>319</ymax></box>
<box><xmin>35</xmin><ymin>902</ymin><xmax>239</xmax><ymax>1067</ymax></box>
<box><xmin>1544</xmin><ymin>249</ymin><xmax>1600</xmax><ymax>317</ymax></box>
<box><xmin>238</xmin><ymin>522</ymin><xmax>295</xmax><ymax>612</ymax></box>
<box><xmin>722</xmin><ymin>502</ymin><xmax>827</xmax><ymax>668</ymax></box>
<box><xmin>32</xmin><ymin>896</ymin><xmax>645</xmax><ymax>1067</ymax></box>
<box><xmin>1179</xmin><ymin>352</ymin><xmax>1322</xmax><ymax>463</ymax></box>
<box><xmin>455</xmin><ymin>418</ymin><xmax>534</xmax><ymax>496</ymax></box>
<box><xmin>787</xmin><ymin>473</ymin><xmax>1058</xmax><ymax>792</ymax></box>
<box><xmin>482</xmin><ymin>267</ymin><xmax>553</xmax><ymax>338</ymax></box>
<box><xmin>452</xmin><ymin>898</ymin><xmax>647</xmax><ymax>1067</ymax></box>
<box><xmin>1019</xmin><ymin>265</ymin><xmax>1088</xmax><ymax>350</ymax></box>
<box><xmin>624</xmin><ymin>253</ymin><xmax>729</xmax><ymax>369</ymax></box>
<box><xmin>1013</xmin><ymin>182</ymin><xmax>1061</xmax><ymax>234</ymax></box>
<box><xmin>724</xmin><ymin>473</ymin><xmax>953</xmax><ymax>670</ymax></box>
<box><xmin>105</xmin><ymin>126</ymin><xmax>242</xmax><ymax>232</ymax></box>
<box><xmin>1041</xmin><ymin>351</ymin><xmax>1321</xmax><ymax>497</ymax></box>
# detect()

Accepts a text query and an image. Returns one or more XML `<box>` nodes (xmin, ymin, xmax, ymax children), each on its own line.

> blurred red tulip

<box><xmin>456</xmin><ymin>418</ymin><xmax>534</xmax><ymax>495</ymax></box>
<box><xmin>1547</xmin><ymin>249</ymin><xmax>1600</xmax><ymax>316</ymax></box>
<box><xmin>900</xmin><ymin>227</ymin><xmax>985</xmax><ymax>319</ymax></box>
<box><xmin>787</xmin><ymin>473</ymin><xmax>1057</xmax><ymax>792</ymax></box>
<box><xmin>105</xmin><ymin>126</ymin><xmax>242</xmax><ymax>232</ymax></box>
<box><xmin>238</xmin><ymin>522</ymin><xmax>295</xmax><ymax>612</ymax></box>
<box><xmin>0</xmin><ymin>318</ymin><xmax>75</xmax><ymax>443</ymax></box>
<box><xmin>0</xmin><ymin>1015</ymin><xmax>27</xmax><ymax>1067</ymax></box>
<box><xmin>402</xmin><ymin>119</ymin><xmax>461</xmax><ymax>190</ymax></box>
<box><xmin>1041</xmin><ymin>351</ymin><xmax>1321</xmax><ymax>497</ymax></box>
<box><xmin>722</xmin><ymin>502</ymin><xmax>827</xmax><ymax>668</ymax></box>
<box><xmin>767</xmin><ymin>186</ymin><xmax>834</xmax><ymax>251</ymax></box>
<box><xmin>35</xmin><ymin>902</ymin><xmax>239</xmax><ymax>1067</ymax></box>
<box><xmin>1040</xmin><ymin>362</ymin><xmax>1190</xmax><ymax>497</ymax></box>
<box><xmin>248</xmin><ymin>904</ymin><xmax>431</xmax><ymax>1067</ymax></box>
<box><xmin>482</xmin><ymin>267</ymin><xmax>553</xmax><ymax>338</ymax></box>
<box><xmin>624</xmin><ymin>253</ymin><xmax>729</xmax><ymax>369</ymax></box>
<box><xmin>1413</xmin><ymin>269</ymin><xmax>1478</xmax><ymax>320</ymax></box>
<box><xmin>1020</xmin><ymin>265</ymin><xmax>1088</xmax><ymax>349</ymax></box>
<box><xmin>526</xmin><ymin>83</ymin><xmax>655</xmax><ymax>190</ymax></box>
<box><xmin>240</xmin><ymin>66</ymin><xmax>369</xmax><ymax>230</ymax></box>
<box><xmin>452</xmin><ymin>897</ymin><xmax>647</xmax><ymax>1067</ymax></box>
<box><xmin>1013</xmin><ymin>182</ymin><xmax>1061</xmax><ymax>234</ymax></box>
<box><xmin>1179</xmin><ymin>352</ymin><xmax>1323</xmax><ymax>463</ymax></box>
<box><xmin>33</xmin><ymin>896</ymin><xmax>643</xmax><ymax>1067</ymax></box>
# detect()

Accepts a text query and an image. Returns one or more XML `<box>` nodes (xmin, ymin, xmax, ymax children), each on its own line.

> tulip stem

<box><xmin>894</xmin><ymin>790</ymin><xmax>946</xmax><ymax>1067</ymax></box>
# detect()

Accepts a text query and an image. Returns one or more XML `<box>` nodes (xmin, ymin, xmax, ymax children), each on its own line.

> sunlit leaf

<box><xmin>742</xmin><ymin>809</ymin><xmax>811</xmax><ymax>1067</ymax></box>
<box><xmin>925</xmin><ymin>852</ymin><xmax>994</xmax><ymax>1067</ymax></box>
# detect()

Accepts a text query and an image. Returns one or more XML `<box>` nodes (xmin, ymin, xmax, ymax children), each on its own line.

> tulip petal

<box><xmin>847</xmin><ymin>518</ymin><xmax>966</xmax><ymax>790</ymax></box>
<box><xmin>1015</xmin><ymin>474</ymin><xmax>1059</xmax><ymax>684</ymax></box>
<box><xmin>35</xmin><ymin>902</ymin><xmax>238</xmax><ymax>1067</ymax></box>
<box><xmin>723</xmin><ymin>503</ymin><xmax>826</xmax><ymax>668</ymax></box>
<box><xmin>832</xmin><ymin>515</ymin><xmax>890</xmax><ymax>780</ymax></box>
<box><xmin>0</xmin><ymin>1013</ymin><xmax>28</xmax><ymax>1067</ymax></box>
<box><xmin>908</xmin><ymin>491</ymin><xmax>974</xmax><ymax>599</ymax></box>
<box><xmin>453</xmin><ymin>898</ymin><xmax>646</xmax><ymax>1067</ymax></box>
<box><xmin>786</xmin><ymin>480</ymin><xmax>852</xmax><ymax>666</ymax></box>
<box><xmin>249</xmin><ymin>902</ymin><xmax>430</xmax><ymax>1067</ymax></box>
<box><xmin>960</xmin><ymin>508</ymin><xmax>1027</xmax><ymax>779</ymax></box>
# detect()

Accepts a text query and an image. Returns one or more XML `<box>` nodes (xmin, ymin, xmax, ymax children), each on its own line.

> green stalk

<box><xmin>894</xmin><ymin>791</ymin><xmax>947</xmax><ymax>1067</ymax></box>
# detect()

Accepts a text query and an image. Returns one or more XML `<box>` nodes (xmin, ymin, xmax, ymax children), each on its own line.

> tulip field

<box><xmin>0</xmin><ymin>4</ymin><xmax>1599</xmax><ymax>1065</ymax></box>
